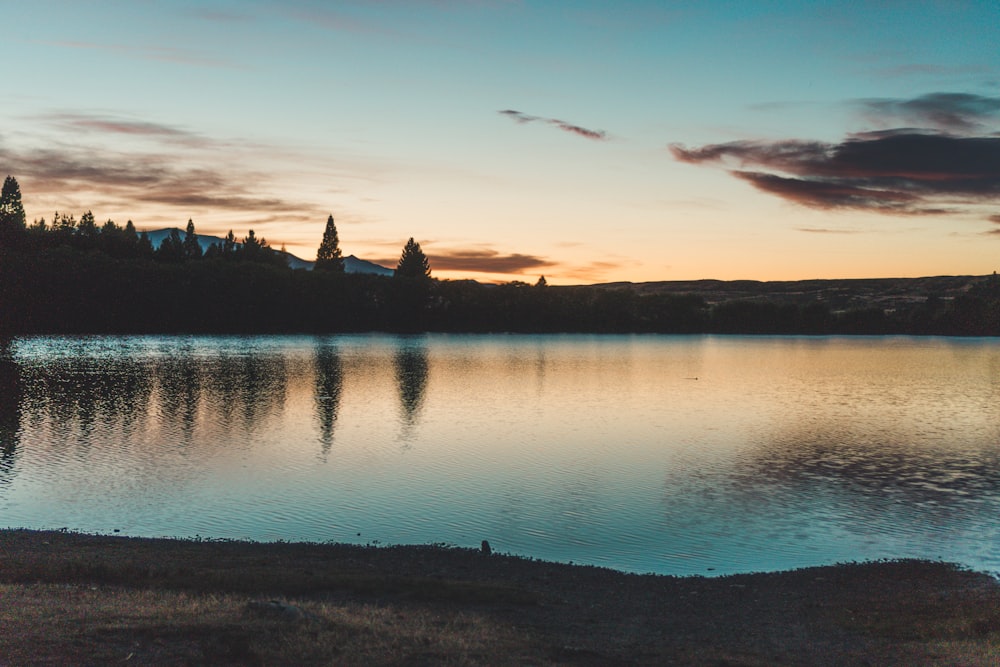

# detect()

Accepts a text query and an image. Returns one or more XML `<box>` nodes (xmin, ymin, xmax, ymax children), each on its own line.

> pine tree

<box><xmin>99</xmin><ymin>219</ymin><xmax>123</xmax><ymax>256</ymax></box>
<box><xmin>241</xmin><ymin>229</ymin><xmax>264</xmax><ymax>258</ymax></box>
<box><xmin>183</xmin><ymin>219</ymin><xmax>202</xmax><ymax>259</ymax></box>
<box><xmin>315</xmin><ymin>214</ymin><xmax>344</xmax><ymax>272</ymax></box>
<box><xmin>0</xmin><ymin>176</ymin><xmax>26</xmax><ymax>241</ymax></box>
<box><xmin>52</xmin><ymin>212</ymin><xmax>76</xmax><ymax>242</ymax></box>
<box><xmin>124</xmin><ymin>220</ymin><xmax>141</xmax><ymax>256</ymax></box>
<box><xmin>203</xmin><ymin>242</ymin><xmax>222</xmax><ymax>259</ymax></box>
<box><xmin>77</xmin><ymin>210</ymin><xmax>98</xmax><ymax>246</ymax></box>
<box><xmin>222</xmin><ymin>230</ymin><xmax>237</xmax><ymax>256</ymax></box>
<box><xmin>138</xmin><ymin>231</ymin><xmax>155</xmax><ymax>258</ymax></box>
<box><xmin>157</xmin><ymin>228</ymin><xmax>184</xmax><ymax>262</ymax></box>
<box><xmin>395</xmin><ymin>238</ymin><xmax>431</xmax><ymax>280</ymax></box>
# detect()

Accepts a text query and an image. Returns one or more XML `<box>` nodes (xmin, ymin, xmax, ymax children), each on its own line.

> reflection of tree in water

<box><xmin>99</xmin><ymin>358</ymin><xmax>152</xmax><ymax>436</ymax></box>
<box><xmin>201</xmin><ymin>350</ymin><xmax>288</xmax><ymax>436</ymax></box>
<box><xmin>155</xmin><ymin>352</ymin><xmax>202</xmax><ymax>443</ymax></box>
<box><xmin>394</xmin><ymin>340</ymin><xmax>429</xmax><ymax>436</ymax></box>
<box><xmin>0</xmin><ymin>341</ymin><xmax>22</xmax><ymax>489</ymax></box>
<box><xmin>314</xmin><ymin>344</ymin><xmax>343</xmax><ymax>455</ymax></box>
<box><xmin>18</xmin><ymin>354</ymin><xmax>153</xmax><ymax>445</ymax></box>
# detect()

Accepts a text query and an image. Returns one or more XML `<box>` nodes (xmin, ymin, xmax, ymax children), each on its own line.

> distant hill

<box><xmin>589</xmin><ymin>275</ymin><xmax>990</xmax><ymax>312</ymax></box>
<box><xmin>143</xmin><ymin>228</ymin><xmax>393</xmax><ymax>276</ymax></box>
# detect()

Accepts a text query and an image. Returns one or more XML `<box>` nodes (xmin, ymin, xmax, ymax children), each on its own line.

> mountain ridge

<box><xmin>143</xmin><ymin>228</ymin><xmax>393</xmax><ymax>275</ymax></box>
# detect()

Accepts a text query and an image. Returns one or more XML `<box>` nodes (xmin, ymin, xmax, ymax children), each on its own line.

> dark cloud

<box><xmin>428</xmin><ymin>248</ymin><xmax>554</xmax><ymax>273</ymax></box>
<box><xmin>671</xmin><ymin>131</ymin><xmax>1000</xmax><ymax>215</ymax></box>
<box><xmin>989</xmin><ymin>214</ymin><xmax>1000</xmax><ymax>225</ymax></box>
<box><xmin>499</xmin><ymin>109</ymin><xmax>607</xmax><ymax>141</ymax></box>
<box><xmin>0</xmin><ymin>142</ymin><xmax>312</xmax><ymax>214</ymax></box>
<box><xmin>860</xmin><ymin>93</ymin><xmax>1000</xmax><ymax>133</ymax></box>
<box><xmin>44</xmin><ymin>113</ymin><xmax>205</xmax><ymax>147</ymax></box>
<box><xmin>733</xmin><ymin>170</ymin><xmax>935</xmax><ymax>215</ymax></box>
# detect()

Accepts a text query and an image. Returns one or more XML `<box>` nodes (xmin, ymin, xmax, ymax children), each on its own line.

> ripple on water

<box><xmin>4</xmin><ymin>334</ymin><xmax>1000</xmax><ymax>576</ymax></box>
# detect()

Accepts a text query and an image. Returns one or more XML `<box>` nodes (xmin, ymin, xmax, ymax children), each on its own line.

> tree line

<box><xmin>2</xmin><ymin>175</ymin><xmax>999</xmax><ymax>336</ymax></box>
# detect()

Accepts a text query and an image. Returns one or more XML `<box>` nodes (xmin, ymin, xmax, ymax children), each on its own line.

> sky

<box><xmin>2</xmin><ymin>0</ymin><xmax>999</xmax><ymax>284</ymax></box>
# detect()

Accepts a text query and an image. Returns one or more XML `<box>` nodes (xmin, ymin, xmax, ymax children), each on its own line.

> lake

<box><xmin>1</xmin><ymin>334</ymin><xmax>998</xmax><ymax>576</ymax></box>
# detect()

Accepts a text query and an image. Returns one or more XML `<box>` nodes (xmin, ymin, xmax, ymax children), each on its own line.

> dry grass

<box><xmin>2</xmin><ymin>529</ymin><xmax>999</xmax><ymax>665</ymax></box>
<box><xmin>0</xmin><ymin>584</ymin><xmax>531</xmax><ymax>665</ymax></box>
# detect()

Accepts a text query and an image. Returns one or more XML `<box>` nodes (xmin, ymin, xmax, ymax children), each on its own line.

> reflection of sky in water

<box><xmin>2</xmin><ymin>334</ymin><xmax>999</xmax><ymax>576</ymax></box>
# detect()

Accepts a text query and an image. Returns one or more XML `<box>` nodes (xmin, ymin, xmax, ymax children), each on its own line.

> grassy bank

<box><xmin>1</xmin><ymin>529</ymin><xmax>998</xmax><ymax>665</ymax></box>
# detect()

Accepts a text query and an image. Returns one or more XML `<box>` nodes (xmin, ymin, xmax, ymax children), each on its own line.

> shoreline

<box><xmin>2</xmin><ymin>529</ymin><xmax>999</xmax><ymax>665</ymax></box>
<box><xmin>5</xmin><ymin>525</ymin><xmax>994</xmax><ymax>581</ymax></box>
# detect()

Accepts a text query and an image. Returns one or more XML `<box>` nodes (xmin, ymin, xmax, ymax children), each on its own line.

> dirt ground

<box><xmin>1</xmin><ymin>529</ymin><xmax>998</xmax><ymax>665</ymax></box>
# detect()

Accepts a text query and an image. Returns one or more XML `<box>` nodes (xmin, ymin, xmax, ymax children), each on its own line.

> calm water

<box><xmin>1</xmin><ymin>334</ymin><xmax>998</xmax><ymax>576</ymax></box>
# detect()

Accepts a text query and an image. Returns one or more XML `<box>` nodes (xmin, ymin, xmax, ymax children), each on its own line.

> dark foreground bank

<box><xmin>1</xmin><ymin>530</ymin><xmax>998</xmax><ymax>665</ymax></box>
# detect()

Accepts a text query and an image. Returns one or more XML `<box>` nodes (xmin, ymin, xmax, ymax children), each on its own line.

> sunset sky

<box><xmin>2</xmin><ymin>1</ymin><xmax>999</xmax><ymax>284</ymax></box>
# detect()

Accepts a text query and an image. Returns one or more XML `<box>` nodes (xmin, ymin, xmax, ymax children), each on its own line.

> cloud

<box><xmin>428</xmin><ymin>248</ymin><xmax>554</xmax><ymax>273</ymax></box>
<box><xmin>0</xmin><ymin>142</ymin><xmax>316</xmax><ymax>216</ymax></box>
<box><xmin>559</xmin><ymin>260</ymin><xmax>624</xmax><ymax>282</ymax></box>
<box><xmin>859</xmin><ymin>93</ymin><xmax>1000</xmax><ymax>133</ymax></box>
<box><xmin>366</xmin><ymin>246</ymin><xmax>554</xmax><ymax>274</ymax></box>
<box><xmin>989</xmin><ymin>214</ymin><xmax>1000</xmax><ymax>225</ymax></box>
<box><xmin>795</xmin><ymin>227</ymin><xmax>861</xmax><ymax>234</ymax></box>
<box><xmin>671</xmin><ymin>130</ymin><xmax>1000</xmax><ymax>215</ymax></box>
<box><xmin>43</xmin><ymin>113</ymin><xmax>206</xmax><ymax>148</ymax></box>
<box><xmin>0</xmin><ymin>110</ymin><xmax>368</xmax><ymax>225</ymax></box>
<box><xmin>499</xmin><ymin>109</ymin><xmax>607</xmax><ymax>141</ymax></box>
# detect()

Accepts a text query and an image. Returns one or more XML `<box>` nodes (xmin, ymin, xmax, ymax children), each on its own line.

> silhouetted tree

<box><xmin>124</xmin><ymin>220</ymin><xmax>141</xmax><ymax>256</ymax></box>
<box><xmin>203</xmin><ymin>242</ymin><xmax>222</xmax><ymax>259</ymax></box>
<box><xmin>137</xmin><ymin>230</ymin><xmax>155</xmax><ymax>258</ymax></box>
<box><xmin>157</xmin><ymin>228</ymin><xmax>184</xmax><ymax>262</ymax></box>
<box><xmin>395</xmin><ymin>237</ymin><xmax>431</xmax><ymax>280</ymax></box>
<box><xmin>0</xmin><ymin>176</ymin><xmax>26</xmax><ymax>242</ymax></box>
<box><xmin>239</xmin><ymin>229</ymin><xmax>264</xmax><ymax>261</ymax></box>
<box><xmin>28</xmin><ymin>216</ymin><xmax>47</xmax><ymax>239</ymax></box>
<box><xmin>222</xmin><ymin>230</ymin><xmax>237</xmax><ymax>256</ymax></box>
<box><xmin>99</xmin><ymin>219</ymin><xmax>124</xmax><ymax>256</ymax></box>
<box><xmin>183</xmin><ymin>219</ymin><xmax>202</xmax><ymax>260</ymax></box>
<box><xmin>79</xmin><ymin>210</ymin><xmax>97</xmax><ymax>233</ymax></box>
<box><xmin>76</xmin><ymin>210</ymin><xmax>98</xmax><ymax>249</ymax></box>
<box><xmin>234</xmin><ymin>229</ymin><xmax>285</xmax><ymax>266</ymax></box>
<box><xmin>315</xmin><ymin>214</ymin><xmax>344</xmax><ymax>273</ymax></box>
<box><xmin>535</xmin><ymin>275</ymin><xmax>547</xmax><ymax>288</ymax></box>
<box><xmin>52</xmin><ymin>212</ymin><xmax>76</xmax><ymax>243</ymax></box>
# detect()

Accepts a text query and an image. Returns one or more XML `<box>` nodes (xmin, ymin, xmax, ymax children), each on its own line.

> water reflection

<box><xmin>201</xmin><ymin>346</ymin><xmax>288</xmax><ymax>437</ymax></box>
<box><xmin>737</xmin><ymin>424</ymin><xmax>1000</xmax><ymax>523</ymax></box>
<box><xmin>314</xmin><ymin>341</ymin><xmax>343</xmax><ymax>455</ymax></box>
<box><xmin>0</xmin><ymin>341</ymin><xmax>21</xmax><ymax>489</ymax></box>
<box><xmin>5</xmin><ymin>334</ymin><xmax>1000</xmax><ymax>576</ymax></box>
<box><xmin>156</xmin><ymin>341</ymin><xmax>202</xmax><ymax>444</ymax></box>
<box><xmin>394</xmin><ymin>338</ymin><xmax>429</xmax><ymax>436</ymax></box>
<box><xmin>19</xmin><ymin>353</ymin><xmax>154</xmax><ymax>448</ymax></box>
